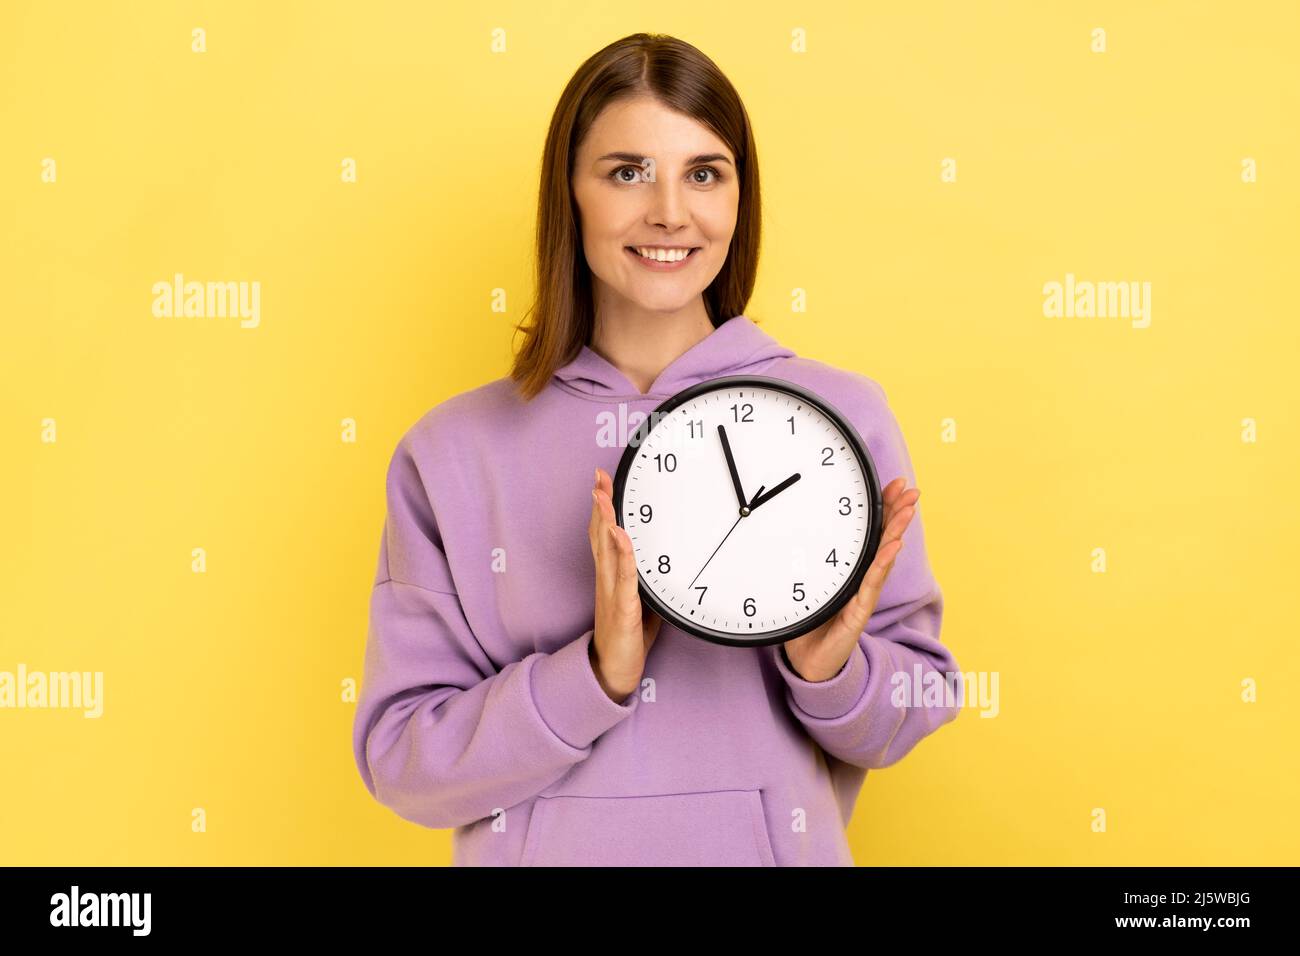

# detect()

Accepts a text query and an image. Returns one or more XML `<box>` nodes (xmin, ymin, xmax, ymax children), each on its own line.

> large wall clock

<box><xmin>612</xmin><ymin>374</ymin><xmax>884</xmax><ymax>648</ymax></box>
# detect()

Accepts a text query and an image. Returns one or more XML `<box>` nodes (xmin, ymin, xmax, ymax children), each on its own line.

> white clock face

<box><xmin>616</xmin><ymin>378</ymin><xmax>878</xmax><ymax>646</ymax></box>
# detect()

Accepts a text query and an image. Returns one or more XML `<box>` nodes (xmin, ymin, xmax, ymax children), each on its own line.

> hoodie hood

<box><xmin>551</xmin><ymin>314</ymin><xmax>796</xmax><ymax>400</ymax></box>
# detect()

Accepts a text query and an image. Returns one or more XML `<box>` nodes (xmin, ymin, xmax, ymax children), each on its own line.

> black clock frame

<box><xmin>612</xmin><ymin>374</ymin><xmax>884</xmax><ymax>648</ymax></box>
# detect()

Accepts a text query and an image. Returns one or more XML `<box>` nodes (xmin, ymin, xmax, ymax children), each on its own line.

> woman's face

<box><xmin>571</xmin><ymin>95</ymin><xmax>739</xmax><ymax>316</ymax></box>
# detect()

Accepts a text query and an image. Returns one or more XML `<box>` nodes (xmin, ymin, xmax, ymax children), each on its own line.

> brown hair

<box><xmin>508</xmin><ymin>33</ymin><xmax>762</xmax><ymax>401</ymax></box>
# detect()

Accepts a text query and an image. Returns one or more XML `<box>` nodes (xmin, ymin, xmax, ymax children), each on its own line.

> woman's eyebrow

<box><xmin>594</xmin><ymin>151</ymin><xmax>733</xmax><ymax>166</ymax></box>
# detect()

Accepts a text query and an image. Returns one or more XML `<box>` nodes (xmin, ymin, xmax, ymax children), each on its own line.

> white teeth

<box><xmin>634</xmin><ymin>246</ymin><xmax>692</xmax><ymax>262</ymax></box>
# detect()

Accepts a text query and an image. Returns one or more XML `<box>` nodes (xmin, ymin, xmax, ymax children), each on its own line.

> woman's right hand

<box><xmin>588</xmin><ymin>467</ymin><xmax>662</xmax><ymax>702</ymax></box>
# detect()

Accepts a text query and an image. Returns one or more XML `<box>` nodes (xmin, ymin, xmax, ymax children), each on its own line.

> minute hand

<box><xmin>747</xmin><ymin>472</ymin><xmax>801</xmax><ymax>511</ymax></box>
<box><xmin>717</xmin><ymin>424</ymin><xmax>748</xmax><ymax>509</ymax></box>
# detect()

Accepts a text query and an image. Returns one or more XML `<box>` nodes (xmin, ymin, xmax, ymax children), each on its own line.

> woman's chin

<box><xmin>626</xmin><ymin>290</ymin><xmax>704</xmax><ymax>313</ymax></box>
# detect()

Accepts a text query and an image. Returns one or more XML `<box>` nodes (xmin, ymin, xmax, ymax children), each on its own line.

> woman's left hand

<box><xmin>781</xmin><ymin>477</ymin><xmax>920</xmax><ymax>682</ymax></box>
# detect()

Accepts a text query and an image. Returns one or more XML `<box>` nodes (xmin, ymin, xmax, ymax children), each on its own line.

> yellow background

<box><xmin>2</xmin><ymin>1</ymin><xmax>1297</xmax><ymax>865</ymax></box>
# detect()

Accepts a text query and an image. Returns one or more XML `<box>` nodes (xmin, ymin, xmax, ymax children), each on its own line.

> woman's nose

<box><xmin>644</xmin><ymin>181</ymin><xmax>690</xmax><ymax>229</ymax></box>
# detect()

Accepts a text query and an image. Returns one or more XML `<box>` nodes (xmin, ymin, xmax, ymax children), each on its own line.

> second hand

<box><xmin>687</xmin><ymin>483</ymin><xmax>765</xmax><ymax>588</ymax></box>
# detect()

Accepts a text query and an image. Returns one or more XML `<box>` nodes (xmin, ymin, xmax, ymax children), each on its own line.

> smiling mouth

<box><xmin>625</xmin><ymin>246</ymin><xmax>701</xmax><ymax>263</ymax></box>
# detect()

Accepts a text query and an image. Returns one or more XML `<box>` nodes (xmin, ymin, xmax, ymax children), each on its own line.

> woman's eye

<box><xmin>608</xmin><ymin>165</ymin><xmax>724</xmax><ymax>185</ymax></box>
<box><xmin>612</xmin><ymin>165</ymin><xmax>642</xmax><ymax>183</ymax></box>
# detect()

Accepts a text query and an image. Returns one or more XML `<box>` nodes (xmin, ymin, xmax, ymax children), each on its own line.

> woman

<box><xmin>352</xmin><ymin>33</ymin><xmax>961</xmax><ymax>866</ymax></box>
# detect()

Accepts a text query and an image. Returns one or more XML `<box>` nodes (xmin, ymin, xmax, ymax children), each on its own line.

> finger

<box><xmin>865</xmin><ymin>532</ymin><xmax>906</xmax><ymax>595</ymax></box>
<box><xmin>594</xmin><ymin>468</ymin><xmax>618</xmax><ymax>525</ymax></box>
<box><xmin>882</xmin><ymin>481</ymin><xmax>919</xmax><ymax>524</ymax></box>
<box><xmin>880</xmin><ymin>491</ymin><xmax>911</xmax><ymax>537</ymax></box>
<box><xmin>608</xmin><ymin>522</ymin><xmax>643</xmax><ymax>621</ymax></box>
<box><xmin>589</xmin><ymin>472</ymin><xmax>605</xmax><ymax>553</ymax></box>
<box><xmin>879</xmin><ymin>504</ymin><xmax>915</xmax><ymax>549</ymax></box>
<box><xmin>832</xmin><ymin>520</ymin><xmax>907</xmax><ymax>638</ymax></box>
<box><xmin>831</xmin><ymin>486</ymin><xmax>917</xmax><ymax>644</ymax></box>
<box><xmin>590</xmin><ymin>471</ymin><xmax>616</xmax><ymax>590</ymax></box>
<box><xmin>594</xmin><ymin>482</ymin><xmax>625</xmax><ymax>581</ymax></box>
<box><xmin>883</xmin><ymin>476</ymin><xmax>908</xmax><ymax>508</ymax></box>
<box><xmin>841</xmin><ymin>536</ymin><xmax>904</xmax><ymax>633</ymax></box>
<box><xmin>610</xmin><ymin>521</ymin><xmax>637</xmax><ymax>592</ymax></box>
<box><xmin>884</xmin><ymin>476</ymin><xmax>917</xmax><ymax>509</ymax></box>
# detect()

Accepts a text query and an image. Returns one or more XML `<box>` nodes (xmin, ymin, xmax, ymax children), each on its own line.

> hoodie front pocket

<box><xmin>519</xmin><ymin>789</ymin><xmax>777</xmax><ymax>867</ymax></box>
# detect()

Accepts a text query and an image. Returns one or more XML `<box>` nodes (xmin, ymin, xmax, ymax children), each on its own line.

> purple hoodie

<box><xmin>352</xmin><ymin>315</ymin><xmax>961</xmax><ymax>866</ymax></box>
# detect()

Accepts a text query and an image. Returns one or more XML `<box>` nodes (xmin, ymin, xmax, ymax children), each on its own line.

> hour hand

<box><xmin>717</xmin><ymin>425</ymin><xmax>747</xmax><ymax>509</ymax></box>
<box><xmin>748</xmin><ymin>472</ymin><xmax>801</xmax><ymax>511</ymax></box>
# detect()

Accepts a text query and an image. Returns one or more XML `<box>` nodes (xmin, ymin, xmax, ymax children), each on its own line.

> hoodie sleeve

<box><xmin>352</xmin><ymin>435</ymin><xmax>639</xmax><ymax>830</ymax></box>
<box><xmin>767</xmin><ymin>377</ymin><xmax>961</xmax><ymax>770</ymax></box>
